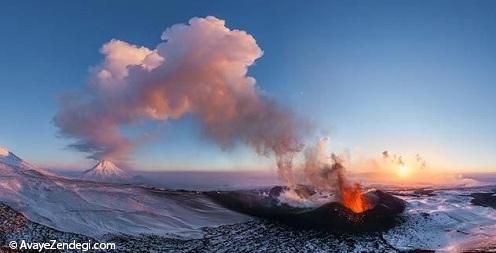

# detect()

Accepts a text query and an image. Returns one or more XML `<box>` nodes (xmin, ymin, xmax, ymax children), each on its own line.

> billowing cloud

<box><xmin>54</xmin><ymin>16</ymin><xmax>306</xmax><ymax>182</ymax></box>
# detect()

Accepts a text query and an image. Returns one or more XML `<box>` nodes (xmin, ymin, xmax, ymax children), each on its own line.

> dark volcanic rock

<box><xmin>0</xmin><ymin>202</ymin><xmax>406</xmax><ymax>252</ymax></box>
<box><xmin>0</xmin><ymin>203</ymin><xmax>94</xmax><ymax>253</ymax></box>
<box><xmin>413</xmin><ymin>189</ymin><xmax>436</xmax><ymax>196</ymax></box>
<box><xmin>0</xmin><ymin>204</ymin><xmax>29</xmax><ymax>234</ymax></box>
<box><xmin>470</xmin><ymin>190</ymin><xmax>496</xmax><ymax>209</ymax></box>
<box><xmin>2</xmin><ymin>198</ymin><xmax>493</xmax><ymax>252</ymax></box>
<box><xmin>206</xmin><ymin>187</ymin><xmax>406</xmax><ymax>232</ymax></box>
<box><xmin>108</xmin><ymin>220</ymin><xmax>403</xmax><ymax>253</ymax></box>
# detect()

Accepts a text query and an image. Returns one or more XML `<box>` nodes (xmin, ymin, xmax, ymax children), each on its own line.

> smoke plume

<box><xmin>53</xmin><ymin>16</ymin><xmax>305</xmax><ymax>183</ymax></box>
<box><xmin>302</xmin><ymin>138</ymin><xmax>348</xmax><ymax>193</ymax></box>
<box><xmin>382</xmin><ymin>150</ymin><xmax>427</xmax><ymax>169</ymax></box>
<box><xmin>300</xmin><ymin>138</ymin><xmax>373</xmax><ymax>212</ymax></box>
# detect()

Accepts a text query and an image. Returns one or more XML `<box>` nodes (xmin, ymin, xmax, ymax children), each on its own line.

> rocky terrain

<box><xmin>1</xmin><ymin>147</ymin><xmax>496</xmax><ymax>252</ymax></box>
<box><xmin>0</xmin><ymin>204</ymin><xmax>92</xmax><ymax>253</ymax></box>
<box><xmin>2</xmin><ymin>197</ymin><xmax>496</xmax><ymax>252</ymax></box>
<box><xmin>470</xmin><ymin>189</ymin><xmax>496</xmax><ymax>209</ymax></box>
<box><xmin>0</xmin><ymin>202</ymin><xmax>409</xmax><ymax>253</ymax></box>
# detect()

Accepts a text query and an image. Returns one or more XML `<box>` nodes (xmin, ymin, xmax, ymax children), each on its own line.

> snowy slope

<box><xmin>1</xmin><ymin>145</ymin><xmax>39</xmax><ymax>172</ymax></box>
<box><xmin>2</xmin><ymin>145</ymin><xmax>496</xmax><ymax>250</ymax></box>
<box><xmin>384</xmin><ymin>188</ymin><xmax>496</xmax><ymax>252</ymax></box>
<box><xmin>0</xmin><ymin>146</ymin><xmax>53</xmax><ymax>176</ymax></box>
<box><xmin>0</xmin><ymin>148</ymin><xmax>248</xmax><ymax>239</ymax></box>
<box><xmin>81</xmin><ymin>160</ymin><xmax>131</xmax><ymax>183</ymax></box>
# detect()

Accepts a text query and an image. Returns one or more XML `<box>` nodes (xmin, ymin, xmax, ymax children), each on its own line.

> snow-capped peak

<box><xmin>0</xmin><ymin>145</ymin><xmax>52</xmax><ymax>176</ymax></box>
<box><xmin>0</xmin><ymin>145</ymin><xmax>9</xmax><ymax>157</ymax></box>
<box><xmin>0</xmin><ymin>145</ymin><xmax>34</xmax><ymax>169</ymax></box>
<box><xmin>91</xmin><ymin>160</ymin><xmax>120</xmax><ymax>173</ymax></box>
<box><xmin>81</xmin><ymin>160</ymin><xmax>131</xmax><ymax>183</ymax></box>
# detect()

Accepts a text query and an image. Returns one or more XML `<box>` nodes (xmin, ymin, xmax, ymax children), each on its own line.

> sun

<box><xmin>397</xmin><ymin>164</ymin><xmax>410</xmax><ymax>178</ymax></box>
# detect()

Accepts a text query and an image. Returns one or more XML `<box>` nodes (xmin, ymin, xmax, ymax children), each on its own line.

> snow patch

<box><xmin>277</xmin><ymin>189</ymin><xmax>335</xmax><ymax>208</ymax></box>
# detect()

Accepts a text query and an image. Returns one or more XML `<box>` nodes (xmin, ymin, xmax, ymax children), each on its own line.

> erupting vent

<box><xmin>340</xmin><ymin>183</ymin><xmax>373</xmax><ymax>213</ymax></box>
<box><xmin>206</xmin><ymin>186</ymin><xmax>406</xmax><ymax>232</ymax></box>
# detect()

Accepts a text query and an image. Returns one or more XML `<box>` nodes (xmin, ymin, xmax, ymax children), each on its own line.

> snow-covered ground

<box><xmin>385</xmin><ymin>188</ymin><xmax>496</xmax><ymax>252</ymax></box>
<box><xmin>0</xmin><ymin>148</ymin><xmax>248</xmax><ymax>239</ymax></box>
<box><xmin>1</xmin><ymin>147</ymin><xmax>496</xmax><ymax>251</ymax></box>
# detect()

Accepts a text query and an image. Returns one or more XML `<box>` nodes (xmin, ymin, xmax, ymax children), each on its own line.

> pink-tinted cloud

<box><xmin>53</xmin><ymin>16</ymin><xmax>306</xmax><ymax>182</ymax></box>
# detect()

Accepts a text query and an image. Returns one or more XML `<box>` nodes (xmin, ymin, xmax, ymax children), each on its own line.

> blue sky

<box><xmin>0</xmin><ymin>0</ymin><xmax>495</xmax><ymax>171</ymax></box>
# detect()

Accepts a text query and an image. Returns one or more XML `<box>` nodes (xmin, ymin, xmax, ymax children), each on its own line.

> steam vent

<box><xmin>206</xmin><ymin>185</ymin><xmax>406</xmax><ymax>232</ymax></box>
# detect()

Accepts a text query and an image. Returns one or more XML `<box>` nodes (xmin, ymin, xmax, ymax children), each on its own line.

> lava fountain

<box><xmin>206</xmin><ymin>140</ymin><xmax>404</xmax><ymax>231</ymax></box>
<box><xmin>339</xmin><ymin>181</ymin><xmax>373</xmax><ymax>213</ymax></box>
<box><xmin>331</xmin><ymin>154</ymin><xmax>374</xmax><ymax>213</ymax></box>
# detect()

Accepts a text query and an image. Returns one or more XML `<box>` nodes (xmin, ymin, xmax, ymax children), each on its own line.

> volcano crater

<box><xmin>206</xmin><ymin>186</ymin><xmax>406</xmax><ymax>232</ymax></box>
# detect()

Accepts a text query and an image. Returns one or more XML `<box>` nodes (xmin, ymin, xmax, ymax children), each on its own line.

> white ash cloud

<box><xmin>53</xmin><ymin>16</ymin><xmax>307</xmax><ymax>183</ymax></box>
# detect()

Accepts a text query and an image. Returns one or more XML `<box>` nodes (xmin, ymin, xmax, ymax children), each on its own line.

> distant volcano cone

<box><xmin>81</xmin><ymin>160</ymin><xmax>130</xmax><ymax>183</ymax></box>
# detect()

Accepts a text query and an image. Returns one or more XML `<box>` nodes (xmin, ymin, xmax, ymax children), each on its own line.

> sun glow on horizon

<box><xmin>396</xmin><ymin>164</ymin><xmax>410</xmax><ymax>178</ymax></box>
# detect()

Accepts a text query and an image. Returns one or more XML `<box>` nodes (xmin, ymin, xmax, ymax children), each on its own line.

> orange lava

<box><xmin>340</xmin><ymin>182</ymin><xmax>373</xmax><ymax>213</ymax></box>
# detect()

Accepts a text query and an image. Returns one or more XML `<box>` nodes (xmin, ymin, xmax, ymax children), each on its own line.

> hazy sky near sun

<box><xmin>0</xmin><ymin>0</ymin><xmax>495</xmax><ymax>171</ymax></box>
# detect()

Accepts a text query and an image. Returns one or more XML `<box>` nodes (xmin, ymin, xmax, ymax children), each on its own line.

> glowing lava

<box><xmin>336</xmin><ymin>167</ymin><xmax>373</xmax><ymax>213</ymax></box>
<box><xmin>340</xmin><ymin>182</ymin><xmax>373</xmax><ymax>213</ymax></box>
